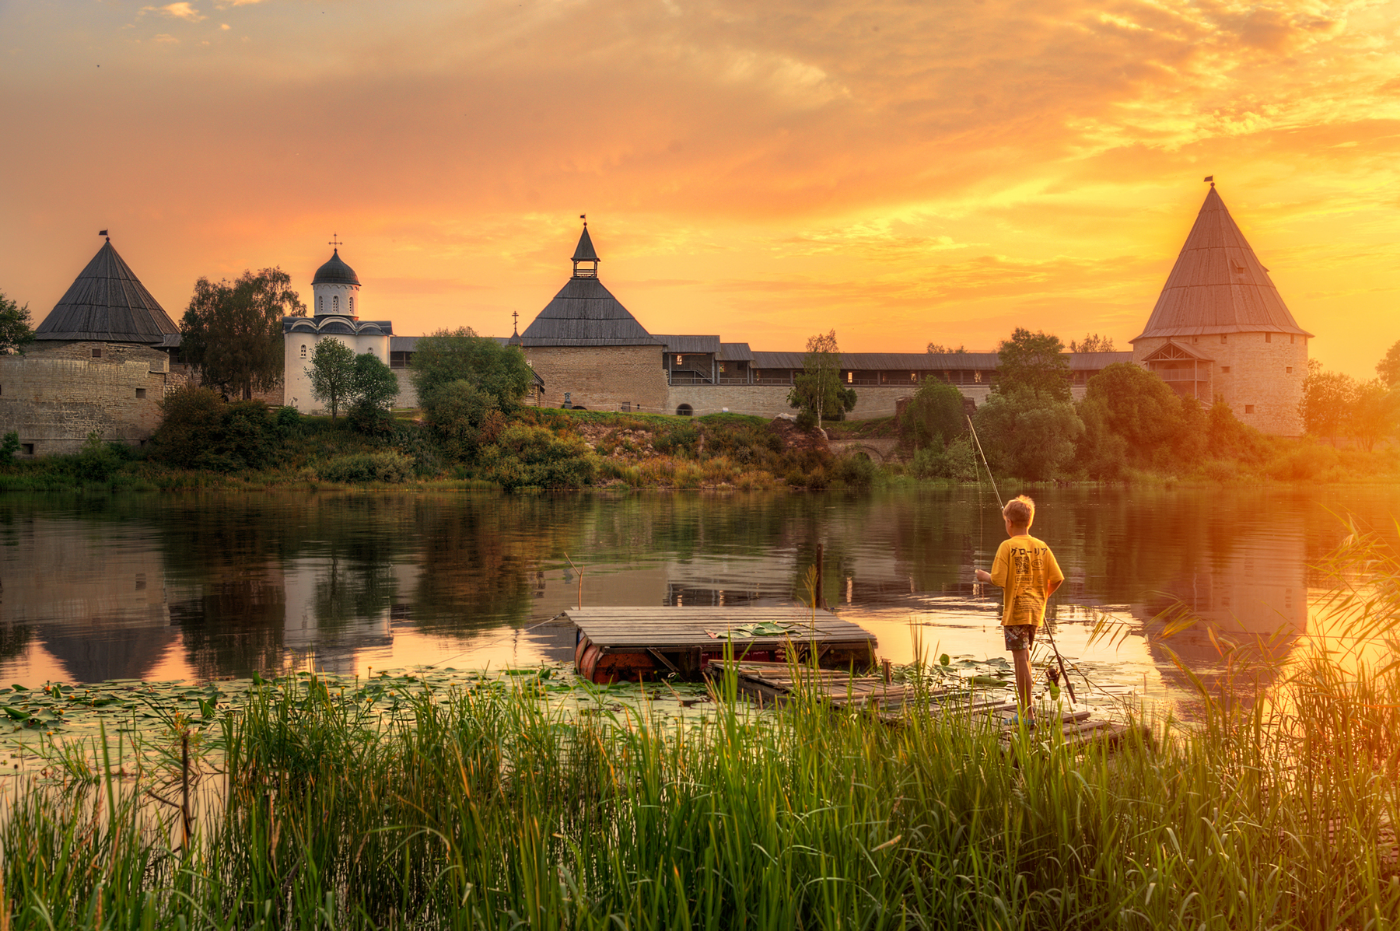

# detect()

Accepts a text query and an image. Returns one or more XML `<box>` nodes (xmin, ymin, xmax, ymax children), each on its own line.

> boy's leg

<box><xmin>1012</xmin><ymin>649</ymin><xmax>1033</xmax><ymax>717</ymax></box>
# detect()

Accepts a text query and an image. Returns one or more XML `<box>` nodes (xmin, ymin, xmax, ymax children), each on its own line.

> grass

<box><xmin>4</xmin><ymin>523</ymin><xmax>1400</xmax><ymax>929</ymax></box>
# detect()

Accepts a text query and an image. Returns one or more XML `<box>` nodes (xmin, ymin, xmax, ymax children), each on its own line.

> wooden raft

<box><xmin>571</xmin><ymin>607</ymin><xmax>876</xmax><ymax>684</ymax></box>
<box><xmin>710</xmin><ymin>660</ymin><xmax>1148</xmax><ymax>750</ymax></box>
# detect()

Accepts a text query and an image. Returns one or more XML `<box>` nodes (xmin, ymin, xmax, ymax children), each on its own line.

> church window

<box><xmin>300</xmin><ymin>344</ymin><xmax>307</xmax><ymax>359</ymax></box>
<box><xmin>318</xmin><ymin>296</ymin><xmax>323</xmax><ymax>312</ymax></box>
<box><xmin>333</xmin><ymin>295</ymin><xmax>339</xmax><ymax>314</ymax></box>
<box><xmin>1245</xmin><ymin>405</ymin><xmax>1255</xmax><ymax>414</ymax></box>
<box><xmin>1265</xmin><ymin>332</ymin><xmax>1272</xmax><ymax>343</ymax></box>
<box><xmin>349</xmin><ymin>296</ymin><xmax>354</xmax><ymax>314</ymax></box>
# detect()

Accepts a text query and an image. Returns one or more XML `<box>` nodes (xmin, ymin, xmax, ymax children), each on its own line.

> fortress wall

<box><xmin>0</xmin><ymin>342</ymin><xmax>181</xmax><ymax>455</ymax></box>
<box><xmin>523</xmin><ymin>345</ymin><xmax>670</xmax><ymax>412</ymax></box>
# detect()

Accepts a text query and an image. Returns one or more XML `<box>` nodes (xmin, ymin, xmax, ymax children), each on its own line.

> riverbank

<box><xmin>3</xmin><ymin>406</ymin><xmax>1397</xmax><ymax>493</ymax></box>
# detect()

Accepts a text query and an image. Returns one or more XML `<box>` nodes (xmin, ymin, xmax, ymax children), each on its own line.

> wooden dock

<box><xmin>570</xmin><ymin>607</ymin><xmax>876</xmax><ymax>684</ymax></box>
<box><xmin>709</xmin><ymin>659</ymin><xmax>1148</xmax><ymax>750</ymax></box>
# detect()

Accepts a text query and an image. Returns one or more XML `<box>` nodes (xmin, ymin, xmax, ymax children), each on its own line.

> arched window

<box><xmin>333</xmin><ymin>295</ymin><xmax>339</xmax><ymax>314</ymax></box>
<box><xmin>349</xmin><ymin>296</ymin><xmax>354</xmax><ymax>314</ymax></box>
<box><xmin>318</xmin><ymin>295</ymin><xmax>323</xmax><ymax>312</ymax></box>
<box><xmin>676</xmin><ymin>404</ymin><xmax>693</xmax><ymax>416</ymax></box>
<box><xmin>300</xmin><ymin>344</ymin><xmax>307</xmax><ymax>359</ymax></box>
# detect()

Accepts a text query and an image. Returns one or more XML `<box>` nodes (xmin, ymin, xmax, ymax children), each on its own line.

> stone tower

<box><xmin>1131</xmin><ymin>185</ymin><xmax>1311</xmax><ymax>436</ymax></box>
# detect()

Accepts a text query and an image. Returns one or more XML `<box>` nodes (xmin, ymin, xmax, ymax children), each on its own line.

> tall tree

<box><xmin>995</xmin><ymin>328</ymin><xmax>1071</xmax><ymax>402</ymax></box>
<box><xmin>409</xmin><ymin>327</ymin><xmax>534</xmax><ymax>412</ymax></box>
<box><xmin>1348</xmin><ymin>379</ymin><xmax>1400</xmax><ymax>452</ymax></box>
<box><xmin>900</xmin><ymin>377</ymin><xmax>967</xmax><ymax>449</ymax></box>
<box><xmin>0</xmin><ymin>290</ymin><xmax>34</xmax><ymax>354</ymax></box>
<box><xmin>351</xmin><ymin>352</ymin><xmax>400</xmax><ymax>413</ymax></box>
<box><xmin>788</xmin><ymin>329</ymin><xmax>854</xmax><ymax>428</ymax></box>
<box><xmin>926</xmin><ymin>342</ymin><xmax>968</xmax><ymax>354</ymax></box>
<box><xmin>1377</xmin><ymin>339</ymin><xmax>1400</xmax><ymax>389</ymax></box>
<box><xmin>1299</xmin><ymin>359</ymin><xmax>1357</xmax><ymax>444</ymax></box>
<box><xmin>179</xmin><ymin>268</ymin><xmax>305</xmax><ymax>399</ymax></box>
<box><xmin>307</xmin><ymin>339</ymin><xmax>357</xmax><ymax>419</ymax></box>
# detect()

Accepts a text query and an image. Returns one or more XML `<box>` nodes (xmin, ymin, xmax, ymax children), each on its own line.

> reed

<box><xmin>3</xmin><ymin>530</ymin><xmax>1400</xmax><ymax>928</ymax></box>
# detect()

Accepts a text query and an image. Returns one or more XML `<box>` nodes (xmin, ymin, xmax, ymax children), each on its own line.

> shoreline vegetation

<box><xmin>2</xmin><ymin>530</ymin><xmax>1399</xmax><ymax>928</ymax></box>
<box><xmin>1</xmin><ymin>402</ymin><xmax>1396</xmax><ymax>495</ymax></box>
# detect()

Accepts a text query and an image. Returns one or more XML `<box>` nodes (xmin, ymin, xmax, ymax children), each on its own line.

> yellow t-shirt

<box><xmin>990</xmin><ymin>534</ymin><xmax>1064</xmax><ymax>627</ymax></box>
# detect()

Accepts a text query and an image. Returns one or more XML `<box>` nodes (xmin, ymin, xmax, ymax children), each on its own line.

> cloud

<box><xmin>151</xmin><ymin>33</ymin><xmax>180</xmax><ymax>43</ymax></box>
<box><xmin>142</xmin><ymin>3</ymin><xmax>205</xmax><ymax>22</ymax></box>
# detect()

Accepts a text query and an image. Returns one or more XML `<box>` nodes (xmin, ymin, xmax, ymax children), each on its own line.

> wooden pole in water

<box><xmin>815</xmin><ymin>543</ymin><xmax>826</xmax><ymax>610</ymax></box>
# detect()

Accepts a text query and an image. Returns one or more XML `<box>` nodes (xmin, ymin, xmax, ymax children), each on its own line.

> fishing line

<box><xmin>426</xmin><ymin>613</ymin><xmax>568</xmax><ymax>669</ymax></box>
<box><xmin>966</xmin><ymin>415</ymin><xmax>1078</xmax><ymax>707</ymax></box>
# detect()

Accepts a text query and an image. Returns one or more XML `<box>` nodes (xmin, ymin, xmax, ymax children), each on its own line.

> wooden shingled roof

<box><xmin>34</xmin><ymin>240</ymin><xmax>180</xmax><ymax>345</ymax></box>
<box><xmin>518</xmin><ymin>228</ymin><xmax>660</xmax><ymax>347</ymax></box>
<box><xmin>1133</xmin><ymin>187</ymin><xmax>1312</xmax><ymax>342</ymax></box>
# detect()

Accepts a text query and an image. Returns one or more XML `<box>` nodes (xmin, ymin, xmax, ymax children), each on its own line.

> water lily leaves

<box><xmin>939</xmin><ymin>654</ymin><xmax>951</xmax><ymax>667</ymax></box>
<box><xmin>3</xmin><ymin>707</ymin><xmax>32</xmax><ymax>721</ymax></box>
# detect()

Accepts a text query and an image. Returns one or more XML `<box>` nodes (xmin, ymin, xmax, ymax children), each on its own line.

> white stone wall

<box><xmin>664</xmin><ymin>383</ymin><xmax>998</xmax><ymax>419</ymax></box>
<box><xmin>312</xmin><ymin>281</ymin><xmax>360</xmax><ymax>318</ymax></box>
<box><xmin>283</xmin><ymin>332</ymin><xmax>392</xmax><ymax>415</ymax></box>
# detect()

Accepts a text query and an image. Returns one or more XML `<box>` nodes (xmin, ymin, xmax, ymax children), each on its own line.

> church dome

<box><xmin>312</xmin><ymin>249</ymin><xmax>360</xmax><ymax>286</ymax></box>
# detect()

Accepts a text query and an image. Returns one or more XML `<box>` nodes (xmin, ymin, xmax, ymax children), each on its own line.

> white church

<box><xmin>281</xmin><ymin>247</ymin><xmax>402</xmax><ymax>413</ymax></box>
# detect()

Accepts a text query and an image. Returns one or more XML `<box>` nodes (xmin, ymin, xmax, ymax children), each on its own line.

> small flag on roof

<box><xmin>1203</xmin><ymin>176</ymin><xmax>1213</xmax><ymax>183</ymax></box>
<box><xmin>98</xmin><ymin>229</ymin><xmax>108</xmax><ymax>236</ymax></box>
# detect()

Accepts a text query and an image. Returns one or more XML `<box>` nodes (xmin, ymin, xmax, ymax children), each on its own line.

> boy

<box><xmin>973</xmin><ymin>495</ymin><xmax>1063</xmax><ymax>726</ymax></box>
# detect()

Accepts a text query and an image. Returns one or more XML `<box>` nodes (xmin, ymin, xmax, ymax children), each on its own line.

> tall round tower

<box><xmin>311</xmin><ymin>248</ymin><xmax>361</xmax><ymax>319</ymax></box>
<box><xmin>1131</xmin><ymin>184</ymin><xmax>1312</xmax><ymax>436</ymax></box>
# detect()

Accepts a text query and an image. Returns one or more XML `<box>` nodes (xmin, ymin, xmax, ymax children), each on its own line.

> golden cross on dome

<box><xmin>328</xmin><ymin>233</ymin><xmax>343</xmax><ymax>249</ymax></box>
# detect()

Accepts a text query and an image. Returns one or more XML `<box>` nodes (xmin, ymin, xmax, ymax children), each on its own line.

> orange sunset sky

<box><xmin>2</xmin><ymin>0</ymin><xmax>1397</xmax><ymax>378</ymax></box>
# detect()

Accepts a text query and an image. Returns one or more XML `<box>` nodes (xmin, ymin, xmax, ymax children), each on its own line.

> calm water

<box><xmin>3</xmin><ymin>486</ymin><xmax>1399</xmax><ymax>701</ymax></box>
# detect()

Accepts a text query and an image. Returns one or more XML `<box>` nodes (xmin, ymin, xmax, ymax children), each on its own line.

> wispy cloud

<box><xmin>142</xmin><ymin>3</ymin><xmax>206</xmax><ymax>22</ymax></box>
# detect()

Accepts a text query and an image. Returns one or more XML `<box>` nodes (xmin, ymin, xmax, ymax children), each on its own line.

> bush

<box><xmin>653</xmin><ymin>423</ymin><xmax>700</xmax><ymax>457</ymax></box>
<box><xmin>319</xmin><ymin>451</ymin><xmax>416</xmax><ymax>484</ymax></box>
<box><xmin>422</xmin><ymin>380</ymin><xmax>500</xmax><ymax>461</ymax></box>
<box><xmin>911</xmin><ymin>436</ymin><xmax>978</xmax><ymax>480</ymax></box>
<box><xmin>795</xmin><ymin>410</ymin><xmax>818</xmax><ymax>432</ymax></box>
<box><xmin>72</xmin><ymin>431</ymin><xmax>122</xmax><ymax>482</ymax></box>
<box><xmin>477</xmin><ymin>424</ymin><xmax>597</xmax><ymax>491</ymax></box>
<box><xmin>831</xmin><ymin>453</ymin><xmax>876</xmax><ymax>488</ymax></box>
<box><xmin>972</xmin><ymin>387</ymin><xmax>1083</xmax><ymax>481</ymax></box>
<box><xmin>150</xmin><ymin>386</ymin><xmax>280</xmax><ymax>472</ymax></box>
<box><xmin>1265</xmin><ymin>444</ymin><xmax>1342</xmax><ymax>482</ymax></box>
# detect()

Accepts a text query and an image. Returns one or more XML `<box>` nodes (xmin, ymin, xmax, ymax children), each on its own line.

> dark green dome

<box><xmin>312</xmin><ymin>249</ymin><xmax>360</xmax><ymax>286</ymax></box>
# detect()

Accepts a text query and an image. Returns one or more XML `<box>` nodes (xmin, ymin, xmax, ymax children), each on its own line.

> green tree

<box><xmin>179</xmin><ymin>268</ymin><xmax>305</xmax><ymax>399</ymax></box>
<box><xmin>308</xmin><ymin>339</ymin><xmax>357</xmax><ymax>419</ymax></box>
<box><xmin>995</xmin><ymin>328</ymin><xmax>1070</xmax><ymax>402</ymax></box>
<box><xmin>1348</xmin><ymin>379</ymin><xmax>1400</xmax><ymax>452</ymax></box>
<box><xmin>1377</xmin><ymin>339</ymin><xmax>1400</xmax><ymax>389</ymax></box>
<box><xmin>971</xmin><ymin>386</ymin><xmax>1083</xmax><ymax>480</ymax></box>
<box><xmin>1069</xmin><ymin>334</ymin><xmax>1116</xmax><ymax>352</ymax></box>
<box><xmin>150</xmin><ymin>386</ymin><xmax>281</xmax><ymax>471</ymax></box>
<box><xmin>409</xmin><ymin>328</ymin><xmax>534</xmax><ymax>413</ymax></box>
<box><xmin>1075</xmin><ymin>363</ymin><xmax>1203</xmax><ymax>477</ymax></box>
<box><xmin>900</xmin><ymin>378</ymin><xmax>967</xmax><ymax>450</ymax></box>
<box><xmin>926</xmin><ymin>342</ymin><xmax>968</xmax><ymax>354</ymax></box>
<box><xmin>347</xmin><ymin>352</ymin><xmax>401</xmax><ymax>435</ymax></box>
<box><xmin>1299</xmin><ymin>359</ymin><xmax>1356</xmax><ymax>444</ymax></box>
<box><xmin>0</xmin><ymin>291</ymin><xmax>34</xmax><ymax>354</ymax></box>
<box><xmin>788</xmin><ymin>329</ymin><xmax>855</xmax><ymax>428</ymax></box>
<box><xmin>0</xmin><ymin>432</ymin><xmax>19</xmax><ymax>467</ymax></box>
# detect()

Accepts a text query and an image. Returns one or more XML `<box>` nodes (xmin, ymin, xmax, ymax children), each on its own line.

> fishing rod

<box><xmin>965</xmin><ymin>416</ymin><xmax>1077</xmax><ymax>707</ymax></box>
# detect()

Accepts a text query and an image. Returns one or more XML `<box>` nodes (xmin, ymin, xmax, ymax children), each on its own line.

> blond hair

<box><xmin>1002</xmin><ymin>495</ymin><xmax>1035</xmax><ymax>528</ymax></box>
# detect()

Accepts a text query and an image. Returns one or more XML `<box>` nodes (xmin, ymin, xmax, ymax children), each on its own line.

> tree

<box><xmin>1070</xmin><ymin>334</ymin><xmax>1116</xmax><ymax>352</ymax></box>
<box><xmin>179</xmin><ymin>268</ymin><xmax>305</xmax><ymax>400</ymax></box>
<box><xmin>971</xmin><ymin>386</ymin><xmax>1084</xmax><ymax>480</ymax></box>
<box><xmin>788</xmin><ymin>330</ymin><xmax>855</xmax><ymax>428</ymax></box>
<box><xmin>1348</xmin><ymin>380</ymin><xmax>1400</xmax><ymax>451</ymax></box>
<box><xmin>927</xmin><ymin>342</ymin><xmax>968</xmax><ymax>354</ymax></box>
<box><xmin>307</xmin><ymin>339</ymin><xmax>357</xmax><ymax>419</ymax></box>
<box><xmin>1377</xmin><ymin>339</ymin><xmax>1400</xmax><ymax>389</ymax></box>
<box><xmin>409</xmin><ymin>328</ymin><xmax>534</xmax><ymax>413</ymax></box>
<box><xmin>0</xmin><ymin>291</ymin><xmax>34</xmax><ymax>354</ymax></box>
<box><xmin>995</xmin><ymin>328</ymin><xmax>1070</xmax><ymax>402</ymax></box>
<box><xmin>351</xmin><ymin>352</ymin><xmax>400</xmax><ymax>412</ymax></box>
<box><xmin>900</xmin><ymin>377</ymin><xmax>967</xmax><ymax>450</ymax></box>
<box><xmin>1299</xmin><ymin>359</ymin><xmax>1356</xmax><ymax>444</ymax></box>
<box><xmin>1074</xmin><ymin>363</ymin><xmax>1203</xmax><ymax>477</ymax></box>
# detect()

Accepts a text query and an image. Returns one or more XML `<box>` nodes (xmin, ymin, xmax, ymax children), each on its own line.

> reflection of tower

<box><xmin>1132</xmin><ymin>525</ymin><xmax>1307</xmax><ymax>688</ymax></box>
<box><xmin>282</xmin><ymin>556</ymin><xmax>397</xmax><ymax>675</ymax></box>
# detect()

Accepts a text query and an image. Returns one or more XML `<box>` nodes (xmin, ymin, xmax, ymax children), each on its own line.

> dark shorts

<box><xmin>1003</xmin><ymin>624</ymin><xmax>1036</xmax><ymax>652</ymax></box>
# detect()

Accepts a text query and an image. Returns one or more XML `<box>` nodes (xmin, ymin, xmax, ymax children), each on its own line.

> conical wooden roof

<box><xmin>517</xmin><ymin>276</ymin><xmax>658</xmax><ymax>346</ymax></box>
<box><xmin>1132</xmin><ymin>187</ymin><xmax>1312</xmax><ymax>342</ymax></box>
<box><xmin>34</xmin><ymin>240</ymin><xmax>180</xmax><ymax>344</ymax></box>
<box><xmin>572</xmin><ymin>226</ymin><xmax>599</xmax><ymax>262</ymax></box>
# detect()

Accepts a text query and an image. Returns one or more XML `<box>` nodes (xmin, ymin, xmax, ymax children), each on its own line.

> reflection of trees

<box><xmin>0</xmin><ymin>623</ymin><xmax>31</xmax><ymax>663</ymax></box>
<box><xmin>171</xmin><ymin>571</ymin><xmax>286</xmax><ymax>680</ymax></box>
<box><xmin>312</xmin><ymin>557</ymin><xmax>396</xmax><ymax>630</ymax></box>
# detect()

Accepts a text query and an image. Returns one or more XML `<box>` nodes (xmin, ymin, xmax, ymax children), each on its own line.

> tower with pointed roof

<box><xmin>2</xmin><ymin>236</ymin><xmax>184</xmax><ymax>455</ymax></box>
<box><xmin>1131</xmin><ymin>184</ymin><xmax>1310</xmax><ymax>436</ymax></box>
<box><xmin>512</xmin><ymin>221</ymin><xmax>669</xmax><ymax>411</ymax></box>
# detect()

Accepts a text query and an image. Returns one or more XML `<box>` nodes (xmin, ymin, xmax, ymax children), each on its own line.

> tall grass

<box><xmin>4</xmin><ymin>527</ymin><xmax>1400</xmax><ymax>928</ymax></box>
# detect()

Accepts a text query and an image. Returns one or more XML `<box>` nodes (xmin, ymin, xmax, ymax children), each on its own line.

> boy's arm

<box><xmin>1043</xmin><ymin>549</ymin><xmax>1065</xmax><ymax>598</ymax></box>
<box><xmin>975</xmin><ymin>543</ymin><xmax>1006</xmax><ymax>586</ymax></box>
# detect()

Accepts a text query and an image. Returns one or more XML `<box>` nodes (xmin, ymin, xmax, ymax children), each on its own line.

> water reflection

<box><xmin>1</xmin><ymin>487</ymin><xmax>1396</xmax><ymax>702</ymax></box>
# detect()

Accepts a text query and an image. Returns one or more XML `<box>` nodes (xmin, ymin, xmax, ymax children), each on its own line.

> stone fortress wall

<box><xmin>0</xmin><ymin>342</ymin><xmax>186</xmax><ymax>456</ymax></box>
<box><xmin>522</xmin><ymin>345</ymin><xmax>670</xmax><ymax>413</ymax></box>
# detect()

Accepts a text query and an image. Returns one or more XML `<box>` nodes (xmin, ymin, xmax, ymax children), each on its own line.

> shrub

<box><xmin>653</xmin><ymin>423</ymin><xmax>700</xmax><ymax>457</ymax></box>
<box><xmin>971</xmin><ymin>386</ymin><xmax>1083</xmax><ymax>481</ymax></box>
<box><xmin>422</xmin><ymin>380</ymin><xmax>499</xmax><ymax>461</ymax></box>
<box><xmin>319</xmin><ymin>451</ymin><xmax>415</xmax><ymax>484</ymax></box>
<box><xmin>911</xmin><ymin>436</ymin><xmax>978</xmax><ymax>481</ymax></box>
<box><xmin>795</xmin><ymin>410</ymin><xmax>818</xmax><ymax>432</ymax></box>
<box><xmin>72</xmin><ymin>431</ymin><xmax>122</xmax><ymax>482</ymax></box>
<box><xmin>831</xmin><ymin>453</ymin><xmax>876</xmax><ymax>488</ymax></box>
<box><xmin>1266</xmin><ymin>444</ymin><xmax>1342</xmax><ymax>482</ymax></box>
<box><xmin>150</xmin><ymin>386</ymin><xmax>280</xmax><ymax>472</ymax></box>
<box><xmin>0</xmin><ymin>432</ymin><xmax>18</xmax><ymax>468</ymax></box>
<box><xmin>899</xmin><ymin>379</ymin><xmax>967</xmax><ymax>449</ymax></box>
<box><xmin>477</xmin><ymin>424</ymin><xmax>597</xmax><ymax>490</ymax></box>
